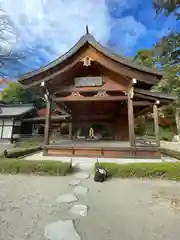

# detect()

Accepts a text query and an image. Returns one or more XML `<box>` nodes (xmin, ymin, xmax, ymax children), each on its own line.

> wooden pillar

<box><xmin>175</xmin><ymin>108</ymin><xmax>180</xmax><ymax>141</ymax></box>
<box><xmin>10</xmin><ymin>118</ymin><xmax>14</xmax><ymax>144</ymax></box>
<box><xmin>69</xmin><ymin>122</ymin><xmax>72</xmax><ymax>140</ymax></box>
<box><xmin>44</xmin><ymin>96</ymin><xmax>52</xmax><ymax>145</ymax></box>
<box><xmin>153</xmin><ymin>103</ymin><xmax>160</xmax><ymax>147</ymax></box>
<box><xmin>128</xmin><ymin>86</ymin><xmax>135</xmax><ymax>147</ymax></box>
<box><xmin>59</xmin><ymin>122</ymin><xmax>62</xmax><ymax>136</ymax></box>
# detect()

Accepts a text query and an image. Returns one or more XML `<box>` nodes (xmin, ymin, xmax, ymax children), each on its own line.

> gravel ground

<box><xmin>1</xmin><ymin>174</ymin><xmax>180</xmax><ymax>240</ymax></box>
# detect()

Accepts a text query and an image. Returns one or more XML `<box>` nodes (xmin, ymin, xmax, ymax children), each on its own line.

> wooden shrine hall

<box><xmin>19</xmin><ymin>28</ymin><xmax>175</xmax><ymax>158</ymax></box>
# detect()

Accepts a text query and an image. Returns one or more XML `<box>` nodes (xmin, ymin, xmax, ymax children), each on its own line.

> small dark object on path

<box><xmin>94</xmin><ymin>167</ymin><xmax>107</xmax><ymax>182</ymax></box>
<box><xmin>4</xmin><ymin>149</ymin><xmax>8</xmax><ymax>157</ymax></box>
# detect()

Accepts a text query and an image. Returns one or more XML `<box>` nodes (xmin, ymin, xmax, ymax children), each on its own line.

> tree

<box><xmin>0</xmin><ymin>7</ymin><xmax>23</xmax><ymax>77</ymax></box>
<box><xmin>154</xmin><ymin>32</ymin><xmax>180</xmax><ymax>65</ymax></box>
<box><xmin>133</xmin><ymin>32</ymin><xmax>180</xmax><ymax>67</ymax></box>
<box><xmin>133</xmin><ymin>49</ymin><xmax>156</xmax><ymax>67</ymax></box>
<box><xmin>153</xmin><ymin>0</ymin><xmax>180</xmax><ymax>19</ymax></box>
<box><xmin>133</xmin><ymin>35</ymin><xmax>180</xmax><ymax>138</ymax></box>
<box><xmin>154</xmin><ymin>64</ymin><xmax>180</xmax><ymax>138</ymax></box>
<box><xmin>154</xmin><ymin>64</ymin><xmax>180</xmax><ymax>104</ymax></box>
<box><xmin>2</xmin><ymin>82</ymin><xmax>45</xmax><ymax>109</ymax></box>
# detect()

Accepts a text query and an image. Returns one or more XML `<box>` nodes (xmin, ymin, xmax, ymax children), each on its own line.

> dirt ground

<box><xmin>0</xmin><ymin>174</ymin><xmax>180</xmax><ymax>240</ymax></box>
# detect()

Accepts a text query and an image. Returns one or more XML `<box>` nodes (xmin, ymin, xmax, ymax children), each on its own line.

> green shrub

<box><xmin>4</xmin><ymin>146</ymin><xmax>42</xmax><ymax>158</ymax></box>
<box><xmin>0</xmin><ymin>159</ymin><xmax>70</xmax><ymax>176</ymax></box>
<box><xmin>135</xmin><ymin>118</ymin><xmax>175</xmax><ymax>141</ymax></box>
<box><xmin>161</xmin><ymin>148</ymin><xmax>180</xmax><ymax>160</ymax></box>
<box><xmin>159</xmin><ymin>127</ymin><xmax>174</xmax><ymax>141</ymax></box>
<box><xmin>95</xmin><ymin>162</ymin><xmax>180</xmax><ymax>181</ymax></box>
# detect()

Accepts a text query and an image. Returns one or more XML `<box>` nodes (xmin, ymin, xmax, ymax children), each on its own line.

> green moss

<box><xmin>0</xmin><ymin>159</ymin><xmax>70</xmax><ymax>176</ymax></box>
<box><xmin>95</xmin><ymin>162</ymin><xmax>180</xmax><ymax>180</ymax></box>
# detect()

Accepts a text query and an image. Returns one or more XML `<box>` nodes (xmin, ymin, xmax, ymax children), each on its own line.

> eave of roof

<box><xmin>0</xmin><ymin>104</ymin><xmax>34</xmax><ymax>117</ymax></box>
<box><xmin>19</xmin><ymin>33</ymin><xmax>163</xmax><ymax>85</ymax></box>
<box><xmin>22</xmin><ymin>114</ymin><xmax>70</xmax><ymax>122</ymax></box>
<box><xmin>135</xmin><ymin>89</ymin><xmax>176</xmax><ymax>101</ymax></box>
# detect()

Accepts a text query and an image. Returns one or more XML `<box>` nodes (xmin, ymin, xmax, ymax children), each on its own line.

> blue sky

<box><xmin>0</xmin><ymin>0</ymin><xmax>178</xmax><ymax>80</ymax></box>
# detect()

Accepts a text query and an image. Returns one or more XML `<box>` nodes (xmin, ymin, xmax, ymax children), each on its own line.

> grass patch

<box><xmin>161</xmin><ymin>148</ymin><xmax>180</xmax><ymax>160</ymax></box>
<box><xmin>14</xmin><ymin>136</ymin><xmax>43</xmax><ymax>148</ymax></box>
<box><xmin>4</xmin><ymin>146</ymin><xmax>42</xmax><ymax>158</ymax></box>
<box><xmin>95</xmin><ymin>162</ymin><xmax>180</xmax><ymax>181</ymax></box>
<box><xmin>0</xmin><ymin>159</ymin><xmax>71</xmax><ymax>176</ymax></box>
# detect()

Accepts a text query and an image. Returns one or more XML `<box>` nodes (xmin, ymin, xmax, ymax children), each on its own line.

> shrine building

<box><xmin>19</xmin><ymin>29</ymin><xmax>175</xmax><ymax>158</ymax></box>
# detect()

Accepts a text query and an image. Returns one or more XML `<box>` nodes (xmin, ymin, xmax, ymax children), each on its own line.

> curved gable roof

<box><xmin>19</xmin><ymin>33</ymin><xmax>163</xmax><ymax>85</ymax></box>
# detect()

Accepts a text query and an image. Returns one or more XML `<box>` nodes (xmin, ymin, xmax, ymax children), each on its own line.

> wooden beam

<box><xmin>44</xmin><ymin>96</ymin><xmax>52</xmax><ymax>145</ymax></box>
<box><xmin>90</xmin><ymin>48</ymin><xmax>158</xmax><ymax>85</ymax></box>
<box><xmin>55</xmin><ymin>102</ymin><xmax>71</xmax><ymax>115</ymax></box>
<box><xmin>55</xmin><ymin>87</ymin><xmax>127</xmax><ymax>94</ymax></box>
<box><xmin>133</xmin><ymin>101</ymin><xmax>153</xmax><ymax>106</ymax></box>
<box><xmin>53</xmin><ymin>95</ymin><xmax>128</xmax><ymax>102</ymax></box>
<box><xmin>128</xmin><ymin>87</ymin><xmax>135</xmax><ymax>147</ymax></box>
<box><xmin>27</xmin><ymin>54</ymin><xmax>84</xmax><ymax>88</ymax></box>
<box><xmin>153</xmin><ymin>103</ymin><xmax>160</xmax><ymax>147</ymax></box>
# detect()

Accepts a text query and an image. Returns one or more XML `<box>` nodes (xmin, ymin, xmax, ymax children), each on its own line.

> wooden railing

<box><xmin>135</xmin><ymin>136</ymin><xmax>158</xmax><ymax>147</ymax></box>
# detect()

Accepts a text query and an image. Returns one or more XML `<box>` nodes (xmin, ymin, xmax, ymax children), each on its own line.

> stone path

<box><xmin>56</xmin><ymin>194</ymin><xmax>78</xmax><ymax>204</ymax></box>
<box><xmin>44</xmin><ymin>220</ymin><xmax>81</xmax><ymax>240</ymax></box>
<box><xmin>73</xmin><ymin>186</ymin><xmax>88</xmax><ymax>196</ymax></box>
<box><xmin>69</xmin><ymin>204</ymin><xmax>88</xmax><ymax>217</ymax></box>
<box><xmin>44</xmin><ymin>170</ymin><xmax>90</xmax><ymax>240</ymax></box>
<box><xmin>69</xmin><ymin>179</ymin><xmax>81</xmax><ymax>186</ymax></box>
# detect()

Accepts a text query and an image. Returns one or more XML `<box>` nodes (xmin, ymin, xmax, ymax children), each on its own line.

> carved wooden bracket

<box><xmin>122</xmin><ymin>90</ymin><xmax>128</xmax><ymax>95</ymax></box>
<box><xmin>95</xmin><ymin>91</ymin><xmax>109</xmax><ymax>97</ymax></box>
<box><xmin>71</xmin><ymin>92</ymin><xmax>82</xmax><ymax>97</ymax></box>
<box><xmin>80</xmin><ymin>56</ymin><xmax>93</xmax><ymax>66</ymax></box>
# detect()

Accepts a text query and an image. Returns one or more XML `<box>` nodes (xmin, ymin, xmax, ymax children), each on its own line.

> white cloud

<box><xmin>106</xmin><ymin>0</ymin><xmax>139</xmax><ymax>16</ymax></box>
<box><xmin>0</xmin><ymin>0</ymin><xmax>110</xmax><ymax>58</ymax></box>
<box><xmin>110</xmin><ymin>16</ymin><xmax>147</xmax><ymax>54</ymax></box>
<box><xmin>0</xmin><ymin>0</ymin><xmax>154</xmax><ymax>77</ymax></box>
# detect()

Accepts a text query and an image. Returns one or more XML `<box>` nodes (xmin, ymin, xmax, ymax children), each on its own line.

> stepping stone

<box><xmin>74</xmin><ymin>172</ymin><xmax>90</xmax><ymax>179</ymax></box>
<box><xmin>44</xmin><ymin>220</ymin><xmax>80</xmax><ymax>240</ymax></box>
<box><xmin>56</xmin><ymin>194</ymin><xmax>78</xmax><ymax>204</ymax></box>
<box><xmin>69</xmin><ymin>204</ymin><xmax>88</xmax><ymax>217</ymax></box>
<box><xmin>73</xmin><ymin>186</ymin><xmax>88</xmax><ymax>196</ymax></box>
<box><xmin>69</xmin><ymin>179</ymin><xmax>81</xmax><ymax>187</ymax></box>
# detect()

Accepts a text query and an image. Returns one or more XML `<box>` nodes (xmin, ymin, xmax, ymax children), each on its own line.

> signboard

<box><xmin>74</xmin><ymin>77</ymin><xmax>103</xmax><ymax>87</ymax></box>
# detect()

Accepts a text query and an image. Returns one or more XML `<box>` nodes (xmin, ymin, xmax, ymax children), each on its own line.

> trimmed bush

<box><xmin>0</xmin><ymin>159</ymin><xmax>70</xmax><ymax>176</ymax></box>
<box><xmin>4</xmin><ymin>146</ymin><xmax>42</xmax><ymax>158</ymax></box>
<box><xmin>161</xmin><ymin>148</ymin><xmax>180</xmax><ymax>160</ymax></box>
<box><xmin>95</xmin><ymin>162</ymin><xmax>180</xmax><ymax>181</ymax></box>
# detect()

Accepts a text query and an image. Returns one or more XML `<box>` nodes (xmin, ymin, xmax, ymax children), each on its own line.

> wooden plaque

<box><xmin>74</xmin><ymin>77</ymin><xmax>103</xmax><ymax>87</ymax></box>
